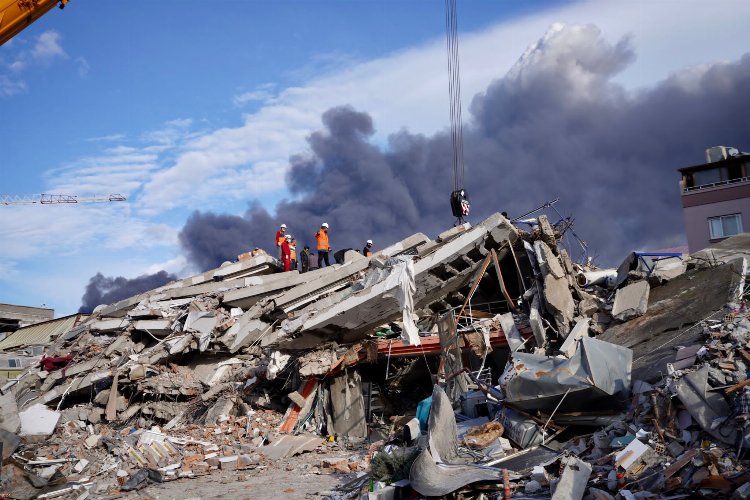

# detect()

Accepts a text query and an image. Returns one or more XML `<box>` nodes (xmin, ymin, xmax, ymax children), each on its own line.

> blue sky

<box><xmin>2</xmin><ymin>0</ymin><xmax>750</xmax><ymax>315</ymax></box>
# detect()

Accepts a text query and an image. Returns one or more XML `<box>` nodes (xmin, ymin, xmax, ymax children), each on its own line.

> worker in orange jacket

<box><xmin>281</xmin><ymin>235</ymin><xmax>292</xmax><ymax>272</ymax></box>
<box><xmin>275</xmin><ymin>224</ymin><xmax>287</xmax><ymax>259</ymax></box>
<box><xmin>290</xmin><ymin>237</ymin><xmax>298</xmax><ymax>271</ymax></box>
<box><xmin>363</xmin><ymin>239</ymin><xmax>373</xmax><ymax>257</ymax></box>
<box><xmin>315</xmin><ymin>222</ymin><xmax>331</xmax><ymax>268</ymax></box>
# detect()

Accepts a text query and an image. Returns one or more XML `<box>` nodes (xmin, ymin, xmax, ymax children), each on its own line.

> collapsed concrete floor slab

<box><xmin>3</xmin><ymin>217</ymin><xmax>750</xmax><ymax>499</ymax></box>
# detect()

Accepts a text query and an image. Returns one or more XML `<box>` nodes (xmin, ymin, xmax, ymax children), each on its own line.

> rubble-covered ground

<box><xmin>2</xmin><ymin>213</ymin><xmax>750</xmax><ymax>499</ymax></box>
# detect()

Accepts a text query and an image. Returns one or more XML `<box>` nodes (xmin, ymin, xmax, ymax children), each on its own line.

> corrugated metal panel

<box><xmin>0</xmin><ymin>314</ymin><xmax>88</xmax><ymax>351</ymax></box>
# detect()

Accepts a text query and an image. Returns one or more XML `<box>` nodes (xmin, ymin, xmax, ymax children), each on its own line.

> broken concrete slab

<box><xmin>284</xmin><ymin>213</ymin><xmax>518</xmax><ymax>343</ymax></box>
<box><xmin>612</xmin><ymin>281</ymin><xmax>650</xmax><ymax>322</ymax></box>
<box><xmin>211</xmin><ymin>254</ymin><xmax>278</xmax><ymax>281</ymax></box>
<box><xmin>675</xmin><ymin>365</ymin><xmax>738</xmax><ymax>445</ymax></box>
<box><xmin>329</xmin><ymin>370</ymin><xmax>367</xmax><ymax>439</ymax></box>
<box><xmin>543</xmin><ymin>273</ymin><xmax>575</xmax><ymax>336</ymax></box>
<box><xmin>89</xmin><ymin>318</ymin><xmax>130</xmax><ymax>332</ymax></box>
<box><xmin>134</xmin><ymin>319</ymin><xmax>173</xmax><ymax>336</ymax></box>
<box><xmin>0</xmin><ymin>428</ymin><xmax>20</xmax><ymax>459</ymax></box>
<box><xmin>0</xmin><ymin>391</ymin><xmax>21</xmax><ymax>433</ymax></box>
<box><xmin>560</xmin><ymin>318</ymin><xmax>590</xmax><ymax>357</ymax></box>
<box><xmin>273</xmin><ymin>257</ymin><xmax>372</xmax><ymax>313</ymax></box>
<box><xmin>19</xmin><ymin>404</ymin><xmax>60</xmax><ymax>436</ymax></box>
<box><xmin>261</xmin><ymin>434</ymin><xmax>323</xmax><ymax>460</ymax></box>
<box><xmin>222</xmin><ymin>271</ymin><xmax>314</xmax><ymax>309</ymax></box>
<box><xmin>599</xmin><ymin>259</ymin><xmax>746</xmax><ymax>382</ymax></box>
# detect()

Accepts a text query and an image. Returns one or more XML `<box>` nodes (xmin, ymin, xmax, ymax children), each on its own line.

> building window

<box><xmin>709</xmin><ymin>214</ymin><xmax>743</xmax><ymax>239</ymax></box>
<box><xmin>8</xmin><ymin>359</ymin><xmax>18</xmax><ymax>368</ymax></box>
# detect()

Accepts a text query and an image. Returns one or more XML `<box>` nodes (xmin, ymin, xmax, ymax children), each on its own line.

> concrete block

<box><xmin>552</xmin><ymin>456</ymin><xmax>591</xmax><ymax>500</ymax></box>
<box><xmin>612</xmin><ymin>281</ymin><xmax>650</xmax><ymax>321</ymax></box>
<box><xmin>218</xmin><ymin>456</ymin><xmax>238</xmax><ymax>470</ymax></box>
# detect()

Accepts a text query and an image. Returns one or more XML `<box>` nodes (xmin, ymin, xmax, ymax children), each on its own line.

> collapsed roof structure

<box><xmin>1</xmin><ymin>211</ymin><xmax>749</xmax><ymax>499</ymax></box>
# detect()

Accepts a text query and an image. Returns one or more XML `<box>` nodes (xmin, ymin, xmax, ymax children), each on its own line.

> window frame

<box><xmin>708</xmin><ymin>213</ymin><xmax>743</xmax><ymax>240</ymax></box>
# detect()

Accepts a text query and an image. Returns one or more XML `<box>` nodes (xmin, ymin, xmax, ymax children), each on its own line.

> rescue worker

<box><xmin>275</xmin><ymin>224</ymin><xmax>287</xmax><ymax>259</ymax></box>
<box><xmin>290</xmin><ymin>237</ymin><xmax>298</xmax><ymax>271</ymax></box>
<box><xmin>363</xmin><ymin>239</ymin><xmax>373</xmax><ymax>257</ymax></box>
<box><xmin>315</xmin><ymin>222</ymin><xmax>331</xmax><ymax>268</ymax></box>
<box><xmin>281</xmin><ymin>234</ymin><xmax>292</xmax><ymax>272</ymax></box>
<box><xmin>300</xmin><ymin>245</ymin><xmax>311</xmax><ymax>273</ymax></box>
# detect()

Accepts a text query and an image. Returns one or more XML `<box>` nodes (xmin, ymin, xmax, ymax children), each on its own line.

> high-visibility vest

<box><xmin>316</xmin><ymin>230</ymin><xmax>329</xmax><ymax>251</ymax></box>
<box><xmin>290</xmin><ymin>245</ymin><xmax>297</xmax><ymax>261</ymax></box>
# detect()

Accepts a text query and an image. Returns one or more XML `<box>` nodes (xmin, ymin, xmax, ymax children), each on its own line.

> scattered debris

<box><xmin>1</xmin><ymin>213</ymin><xmax>749</xmax><ymax>498</ymax></box>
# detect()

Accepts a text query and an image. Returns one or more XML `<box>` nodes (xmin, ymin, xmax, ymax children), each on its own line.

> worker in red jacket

<box><xmin>281</xmin><ymin>234</ymin><xmax>292</xmax><ymax>272</ymax></box>
<box><xmin>275</xmin><ymin>224</ymin><xmax>287</xmax><ymax>259</ymax></box>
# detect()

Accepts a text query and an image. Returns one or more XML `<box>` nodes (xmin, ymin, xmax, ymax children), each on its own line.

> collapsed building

<box><xmin>1</xmin><ymin>212</ymin><xmax>749</xmax><ymax>499</ymax></box>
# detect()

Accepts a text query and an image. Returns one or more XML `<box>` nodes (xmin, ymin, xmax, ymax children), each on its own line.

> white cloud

<box><xmin>0</xmin><ymin>75</ymin><xmax>26</xmax><ymax>96</ymax></box>
<box><xmin>76</xmin><ymin>56</ymin><xmax>90</xmax><ymax>78</ymax></box>
<box><xmin>234</xmin><ymin>84</ymin><xmax>276</xmax><ymax>106</ymax></box>
<box><xmin>85</xmin><ymin>133</ymin><xmax>127</xmax><ymax>143</ymax></box>
<box><xmin>31</xmin><ymin>31</ymin><xmax>66</xmax><ymax>60</ymax></box>
<box><xmin>0</xmin><ymin>30</ymin><xmax>69</xmax><ymax>95</ymax></box>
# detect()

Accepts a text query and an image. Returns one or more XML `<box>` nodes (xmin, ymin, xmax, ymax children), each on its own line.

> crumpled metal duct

<box><xmin>409</xmin><ymin>385</ymin><xmax>504</xmax><ymax>496</ymax></box>
<box><xmin>502</xmin><ymin>337</ymin><xmax>632</xmax><ymax>413</ymax></box>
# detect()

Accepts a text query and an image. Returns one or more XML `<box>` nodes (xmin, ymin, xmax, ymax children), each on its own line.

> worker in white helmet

<box><xmin>315</xmin><ymin>222</ymin><xmax>331</xmax><ymax>268</ymax></box>
<box><xmin>275</xmin><ymin>224</ymin><xmax>287</xmax><ymax>260</ymax></box>
<box><xmin>363</xmin><ymin>239</ymin><xmax>373</xmax><ymax>257</ymax></box>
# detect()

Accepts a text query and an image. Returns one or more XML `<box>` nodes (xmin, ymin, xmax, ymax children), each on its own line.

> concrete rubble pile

<box><xmin>2</xmin><ymin>212</ymin><xmax>750</xmax><ymax>499</ymax></box>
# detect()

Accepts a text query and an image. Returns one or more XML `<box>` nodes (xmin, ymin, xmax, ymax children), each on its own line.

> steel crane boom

<box><xmin>0</xmin><ymin>193</ymin><xmax>127</xmax><ymax>205</ymax></box>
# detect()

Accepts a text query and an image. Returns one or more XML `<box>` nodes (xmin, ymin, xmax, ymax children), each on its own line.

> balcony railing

<box><xmin>684</xmin><ymin>175</ymin><xmax>750</xmax><ymax>193</ymax></box>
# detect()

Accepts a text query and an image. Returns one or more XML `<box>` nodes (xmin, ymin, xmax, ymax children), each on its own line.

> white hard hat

<box><xmin>280</xmin><ymin>224</ymin><xmax>287</xmax><ymax>229</ymax></box>
<box><xmin>286</xmin><ymin>235</ymin><xmax>292</xmax><ymax>240</ymax></box>
<box><xmin>366</xmin><ymin>240</ymin><xmax>372</xmax><ymax>245</ymax></box>
<box><xmin>321</xmin><ymin>222</ymin><xmax>329</xmax><ymax>228</ymax></box>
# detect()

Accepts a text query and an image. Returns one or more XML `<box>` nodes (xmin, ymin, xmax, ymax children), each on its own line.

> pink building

<box><xmin>679</xmin><ymin>146</ymin><xmax>750</xmax><ymax>252</ymax></box>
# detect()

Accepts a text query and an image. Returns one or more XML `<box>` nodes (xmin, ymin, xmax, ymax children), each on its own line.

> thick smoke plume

<box><xmin>79</xmin><ymin>271</ymin><xmax>177</xmax><ymax>313</ymax></box>
<box><xmin>180</xmin><ymin>24</ymin><xmax>750</xmax><ymax>271</ymax></box>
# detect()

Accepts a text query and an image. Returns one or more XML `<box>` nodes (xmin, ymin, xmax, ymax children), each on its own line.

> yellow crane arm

<box><xmin>0</xmin><ymin>0</ymin><xmax>68</xmax><ymax>46</ymax></box>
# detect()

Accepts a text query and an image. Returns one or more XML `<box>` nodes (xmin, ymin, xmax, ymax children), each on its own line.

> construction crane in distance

<box><xmin>0</xmin><ymin>193</ymin><xmax>127</xmax><ymax>206</ymax></box>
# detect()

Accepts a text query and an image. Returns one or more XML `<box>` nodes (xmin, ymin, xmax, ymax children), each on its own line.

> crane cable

<box><xmin>445</xmin><ymin>0</ymin><xmax>465</xmax><ymax>193</ymax></box>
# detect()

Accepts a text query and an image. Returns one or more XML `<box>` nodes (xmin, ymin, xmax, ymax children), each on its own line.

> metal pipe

<box><xmin>576</xmin><ymin>269</ymin><xmax>617</xmax><ymax>288</ymax></box>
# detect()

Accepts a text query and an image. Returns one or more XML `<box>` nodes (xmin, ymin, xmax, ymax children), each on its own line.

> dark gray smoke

<box><xmin>179</xmin><ymin>24</ymin><xmax>750</xmax><ymax>271</ymax></box>
<box><xmin>79</xmin><ymin>271</ymin><xmax>177</xmax><ymax>313</ymax></box>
